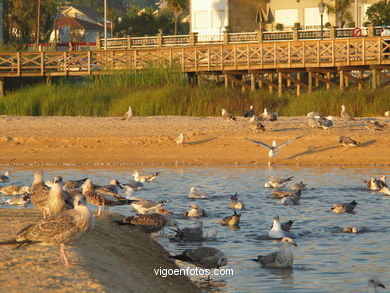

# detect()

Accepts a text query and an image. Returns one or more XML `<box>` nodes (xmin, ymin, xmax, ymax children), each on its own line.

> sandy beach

<box><xmin>0</xmin><ymin>115</ymin><xmax>389</xmax><ymax>166</ymax></box>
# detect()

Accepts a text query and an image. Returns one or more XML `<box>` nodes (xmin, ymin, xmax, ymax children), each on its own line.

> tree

<box><xmin>3</xmin><ymin>0</ymin><xmax>57</xmax><ymax>45</ymax></box>
<box><xmin>326</xmin><ymin>0</ymin><xmax>353</xmax><ymax>28</ymax></box>
<box><xmin>165</xmin><ymin>0</ymin><xmax>187</xmax><ymax>35</ymax></box>
<box><xmin>365</xmin><ymin>0</ymin><xmax>390</xmax><ymax>26</ymax></box>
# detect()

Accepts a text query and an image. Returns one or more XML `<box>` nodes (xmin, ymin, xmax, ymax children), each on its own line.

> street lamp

<box><xmin>104</xmin><ymin>0</ymin><xmax>107</xmax><ymax>50</ymax></box>
<box><xmin>318</xmin><ymin>0</ymin><xmax>325</xmax><ymax>40</ymax></box>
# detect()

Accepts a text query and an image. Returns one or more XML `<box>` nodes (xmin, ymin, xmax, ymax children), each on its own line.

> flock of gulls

<box><xmin>0</xmin><ymin>167</ymin><xmax>388</xmax><ymax>291</ymax></box>
<box><xmin>0</xmin><ymin>105</ymin><xmax>388</xmax><ymax>290</ymax></box>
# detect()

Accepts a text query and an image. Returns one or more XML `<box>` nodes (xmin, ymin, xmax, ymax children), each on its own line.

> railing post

<box><xmin>189</xmin><ymin>32</ymin><xmax>198</xmax><ymax>46</ymax></box>
<box><xmin>293</xmin><ymin>23</ymin><xmax>300</xmax><ymax>41</ymax></box>
<box><xmin>96</xmin><ymin>33</ymin><xmax>101</xmax><ymax>50</ymax></box>
<box><xmin>330</xmin><ymin>26</ymin><xmax>336</xmax><ymax>39</ymax></box>
<box><xmin>256</xmin><ymin>30</ymin><xmax>263</xmax><ymax>42</ymax></box>
<box><xmin>157</xmin><ymin>31</ymin><xmax>163</xmax><ymax>48</ymax></box>
<box><xmin>367</xmin><ymin>24</ymin><xmax>374</xmax><ymax>37</ymax></box>
<box><xmin>127</xmin><ymin>35</ymin><xmax>132</xmax><ymax>49</ymax></box>
<box><xmin>223</xmin><ymin>27</ymin><xmax>229</xmax><ymax>45</ymax></box>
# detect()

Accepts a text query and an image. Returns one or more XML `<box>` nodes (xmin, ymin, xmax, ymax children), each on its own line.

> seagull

<box><xmin>365</xmin><ymin>120</ymin><xmax>386</xmax><ymax>133</ymax></box>
<box><xmin>317</xmin><ymin>116</ymin><xmax>334</xmax><ymax>130</ymax></box>
<box><xmin>368</xmin><ymin>277</ymin><xmax>385</xmax><ymax>292</ymax></box>
<box><xmin>30</xmin><ymin>171</ymin><xmax>51</xmax><ymax>218</ymax></box>
<box><xmin>307</xmin><ymin>115</ymin><xmax>321</xmax><ymax>128</ymax></box>
<box><xmin>339</xmin><ymin>136</ymin><xmax>358</xmax><ymax>148</ymax></box>
<box><xmin>0</xmin><ymin>171</ymin><xmax>10</xmax><ymax>182</ymax></box>
<box><xmin>340</xmin><ymin>105</ymin><xmax>356</xmax><ymax>121</ymax></box>
<box><xmin>252</xmin><ymin>237</ymin><xmax>296</xmax><ymax>268</ymax></box>
<box><xmin>229</xmin><ymin>193</ymin><xmax>245</xmax><ymax>210</ymax></box>
<box><xmin>243</xmin><ymin>105</ymin><xmax>256</xmax><ymax>117</ymax></box>
<box><xmin>94</xmin><ymin>179</ymin><xmax>123</xmax><ymax>195</ymax></box>
<box><xmin>342</xmin><ymin>226</ymin><xmax>367</xmax><ymax>233</ymax></box>
<box><xmin>331</xmin><ymin>200</ymin><xmax>358</xmax><ymax>214</ymax></box>
<box><xmin>221</xmin><ymin>108</ymin><xmax>236</xmax><ymax>121</ymax></box>
<box><xmin>82</xmin><ymin>179</ymin><xmax>136</xmax><ymax>216</ymax></box>
<box><xmin>220</xmin><ymin>211</ymin><xmax>241</xmax><ymax>226</ymax></box>
<box><xmin>115</xmin><ymin>213</ymin><xmax>177</xmax><ymax>234</ymax></box>
<box><xmin>170</xmin><ymin>222</ymin><xmax>204</xmax><ymax>242</ymax></box>
<box><xmin>188</xmin><ymin>187</ymin><xmax>208</xmax><ymax>199</ymax></box>
<box><xmin>175</xmin><ymin>133</ymin><xmax>185</xmax><ymax>147</ymax></box>
<box><xmin>307</xmin><ymin>111</ymin><xmax>323</xmax><ymax>119</ymax></box>
<box><xmin>264</xmin><ymin>176</ymin><xmax>294</xmax><ymax>188</ymax></box>
<box><xmin>123</xmin><ymin>181</ymin><xmax>143</xmax><ymax>191</ymax></box>
<box><xmin>363</xmin><ymin>176</ymin><xmax>387</xmax><ymax>190</ymax></box>
<box><xmin>268</xmin><ymin>216</ymin><xmax>287</xmax><ymax>239</ymax></box>
<box><xmin>183</xmin><ymin>204</ymin><xmax>207</xmax><ymax>217</ymax></box>
<box><xmin>378</xmin><ymin>186</ymin><xmax>390</xmax><ymax>195</ymax></box>
<box><xmin>169</xmin><ymin>247</ymin><xmax>228</xmax><ymax>270</ymax></box>
<box><xmin>0</xmin><ymin>194</ymin><xmax>94</xmax><ymax>266</ymax></box>
<box><xmin>272</xmin><ymin>189</ymin><xmax>301</xmax><ymax>199</ymax></box>
<box><xmin>0</xmin><ymin>185</ymin><xmax>30</xmax><ymax>195</ymax></box>
<box><xmin>4</xmin><ymin>194</ymin><xmax>30</xmax><ymax>206</ymax></box>
<box><xmin>132</xmin><ymin>171</ymin><xmax>160</xmax><ymax>183</ymax></box>
<box><xmin>126</xmin><ymin>195</ymin><xmax>166</xmax><ymax>214</ymax></box>
<box><xmin>249</xmin><ymin>115</ymin><xmax>266</xmax><ymax>132</ymax></box>
<box><xmin>385</xmin><ymin>111</ymin><xmax>390</xmax><ymax>118</ymax></box>
<box><xmin>259</xmin><ymin>108</ymin><xmax>277</xmax><ymax>122</ymax></box>
<box><xmin>121</xmin><ymin>106</ymin><xmax>133</xmax><ymax>120</ymax></box>
<box><xmin>291</xmin><ymin>181</ymin><xmax>307</xmax><ymax>191</ymax></box>
<box><xmin>245</xmin><ymin>136</ymin><xmax>303</xmax><ymax>164</ymax></box>
<box><xmin>280</xmin><ymin>220</ymin><xmax>294</xmax><ymax>232</ymax></box>
<box><xmin>47</xmin><ymin>176</ymin><xmax>73</xmax><ymax>217</ymax></box>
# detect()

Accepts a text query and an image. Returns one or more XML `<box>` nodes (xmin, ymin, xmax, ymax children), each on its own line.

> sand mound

<box><xmin>0</xmin><ymin>209</ymin><xmax>200</xmax><ymax>293</ymax></box>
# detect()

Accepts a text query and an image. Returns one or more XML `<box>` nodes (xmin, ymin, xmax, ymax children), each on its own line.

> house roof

<box><xmin>56</xmin><ymin>16</ymin><xmax>104</xmax><ymax>31</ymax></box>
<box><xmin>62</xmin><ymin>6</ymin><xmax>104</xmax><ymax>24</ymax></box>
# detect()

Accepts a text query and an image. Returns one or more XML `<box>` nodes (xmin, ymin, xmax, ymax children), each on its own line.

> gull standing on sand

<box><xmin>249</xmin><ymin>115</ymin><xmax>266</xmax><ymax>132</ymax></box>
<box><xmin>264</xmin><ymin>176</ymin><xmax>294</xmax><ymax>188</ymax></box>
<box><xmin>47</xmin><ymin>176</ymin><xmax>73</xmax><ymax>216</ymax></box>
<box><xmin>243</xmin><ymin>105</ymin><xmax>256</xmax><ymax>118</ymax></box>
<box><xmin>260</xmin><ymin>108</ymin><xmax>278</xmax><ymax>122</ymax></box>
<box><xmin>339</xmin><ymin>136</ymin><xmax>358</xmax><ymax>148</ymax></box>
<box><xmin>175</xmin><ymin>133</ymin><xmax>185</xmax><ymax>148</ymax></box>
<box><xmin>245</xmin><ymin>137</ymin><xmax>303</xmax><ymax>164</ymax></box>
<box><xmin>170</xmin><ymin>222</ymin><xmax>204</xmax><ymax>242</ymax></box>
<box><xmin>82</xmin><ymin>179</ymin><xmax>136</xmax><ymax>216</ymax></box>
<box><xmin>385</xmin><ymin>111</ymin><xmax>390</xmax><ymax>118</ymax></box>
<box><xmin>331</xmin><ymin>200</ymin><xmax>358</xmax><ymax>214</ymax></box>
<box><xmin>0</xmin><ymin>185</ymin><xmax>30</xmax><ymax>195</ymax></box>
<box><xmin>341</xmin><ymin>105</ymin><xmax>356</xmax><ymax>121</ymax></box>
<box><xmin>0</xmin><ymin>194</ymin><xmax>94</xmax><ymax>266</ymax></box>
<box><xmin>121</xmin><ymin>106</ymin><xmax>133</xmax><ymax>120</ymax></box>
<box><xmin>252</xmin><ymin>237</ymin><xmax>296</xmax><ymax>268</ymax></box>
<box><xmin>365</xmin><ymin>120</ymin><xmax>387</xmax><ymax>133</ymax></box>
<box><xmin>229</xmin><ymin>193</ymin><xmax>245</xmax><ymax>210</ymax></box>
<box><xmin>0</xmin><ymin>171</ymin><xmax>10</xmax><ymax>182</ymax></box>
<box><xmin>132</xmin><ymin>171</ymin><xmax>160</xmax><ymax>183</ymax></box>
<box><xmin>221</xmin><ymin>108</ymin><xmax>236</xmax><ymax>121</ymax></box>
<box><xmin>115</xmin><ymin>213</ymin><xmax>177</xmax><ymax>234</ymax></box>
<box><xmin>183</xmin><ymin>204</ymin><xmax>207</xmax><ymax>217</ymax></box>
<box><xmin>220</xmin><ymin>211</ymin><xmax>241</xmax><ymax>226</ymax></box>
<box><xmin>169</xmin><ymin>247</ymin><xmax>228</xmax><ymax>270</ymax></box>
<box><xmin>188</xmin><ymin>187</ymin><xmax>208</xmax><ymax>199</ymax></box>
<box><xmin>30</xmin><ymin>171</ymin><xmax>51</xmax><ymax>218</ymax></box>
<box><xmin>318</xmin><ymin>116</ymin><xmax>334</xmax><ymax>130</ymax></box>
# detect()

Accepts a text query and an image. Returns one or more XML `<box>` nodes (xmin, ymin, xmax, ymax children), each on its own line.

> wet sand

<box><xmin>0</xmin><ymin>115</ymin><xmax>389</xmax><ymax>166</ymax></box>
<box><xmin>0</xmin><ymin>209</ymin><xmax>200</xmax><ymax>293</ymax></box>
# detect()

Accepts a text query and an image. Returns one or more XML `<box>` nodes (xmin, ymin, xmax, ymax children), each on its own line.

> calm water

<box><xmin>1</xmin><ymin>165</ymin><xmax>390</xmax><ymax>293</ymax></box>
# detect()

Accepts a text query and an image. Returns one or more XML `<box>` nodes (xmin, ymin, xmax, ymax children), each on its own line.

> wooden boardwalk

<box><xmin>0</xmin><ymin>35</ymin><xmax>389</xmax><ymax>96</ymax></box>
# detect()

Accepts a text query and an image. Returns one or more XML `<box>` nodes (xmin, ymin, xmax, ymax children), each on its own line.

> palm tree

<box><xmin>165</xmin><ymin>0</ymin><xmax>187</xmax><ymax>35</ymax></box>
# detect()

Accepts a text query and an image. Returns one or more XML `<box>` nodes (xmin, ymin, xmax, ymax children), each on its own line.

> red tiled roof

<box><xmin>56</xmin><ymin>16</ymin><xmax>104</xmax><ymax>31</ymax></box>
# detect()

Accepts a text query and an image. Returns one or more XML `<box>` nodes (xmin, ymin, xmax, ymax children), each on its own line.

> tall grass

<box><xmin>0</xmin><ymin>65</ymin><xmax>388</xmax><ymax>117</ymax></box>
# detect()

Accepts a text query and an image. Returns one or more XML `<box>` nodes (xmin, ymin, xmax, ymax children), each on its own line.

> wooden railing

<box><xmin>98</xmin><ymin>26</ymin><xmax>384</xmax><ymax>50</ymax></box>
<box><xmin>0</xmin><ymin>37</ymin><xmax>388</xmax><ymax>77</ymax></box>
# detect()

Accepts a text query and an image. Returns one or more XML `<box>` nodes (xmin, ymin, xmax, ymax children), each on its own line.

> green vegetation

<box><xmin>0</xmin><ymin>69</ymin><xmax>388</xmax><ymax>117</ymax></box>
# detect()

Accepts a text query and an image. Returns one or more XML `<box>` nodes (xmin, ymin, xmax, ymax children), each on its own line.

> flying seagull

<box><xmin>245</xmin><ymin>136</ymin><xmax>303</xmax><ymax>164</ymax></box>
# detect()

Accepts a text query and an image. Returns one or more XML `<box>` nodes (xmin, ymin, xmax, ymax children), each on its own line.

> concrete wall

<box><xmin>228</xmin><ymin>0</ymin><xmax>262</xmax><ymax>33</ymax></box>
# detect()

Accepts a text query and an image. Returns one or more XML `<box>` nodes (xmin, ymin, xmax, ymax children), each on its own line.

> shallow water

<box><xmin>1</xmin><ymin>165</ymin><xmax>390</xmax><ymax>292</ymax></box>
